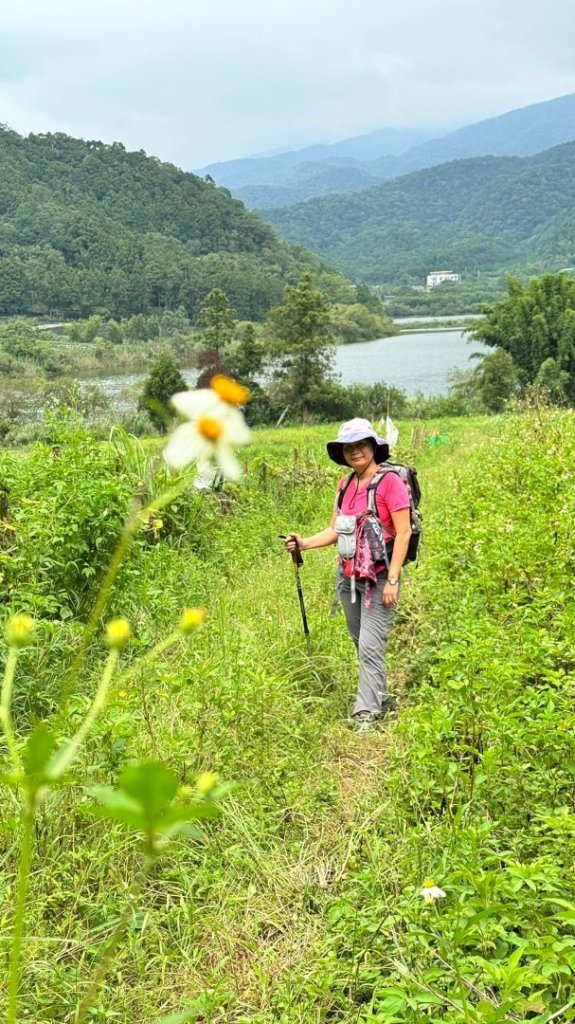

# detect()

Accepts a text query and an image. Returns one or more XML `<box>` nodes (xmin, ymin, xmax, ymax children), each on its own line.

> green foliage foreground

<box><xmin>1</xmin><ymin>410</ymin><xmax>575</xmax><ymax>1021</ymax></box>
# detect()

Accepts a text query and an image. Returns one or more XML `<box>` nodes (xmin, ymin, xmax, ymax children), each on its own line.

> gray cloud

<box><xmin>0</xmin><ymin>0</ymin><xmax>574</xmax><ymax>167</ymax></box>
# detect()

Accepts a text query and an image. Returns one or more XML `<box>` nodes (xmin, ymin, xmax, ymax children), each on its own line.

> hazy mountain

<box><xmin>196</xmin><ymin>127</ymin><xmax>432</xmax><ymax>190</ymax></box>
<box><xmin>370</xmin><ymin>91</ymin><xmax>575</xmax><ymax>178</ymax></box>
<box><xmin>197</xmin><ymin>93</ymin><xmax>575</xmax><ymax>209</ymax></box>
<box><xmin>264</xmin><ymin>142</ymin><xmax>575</xmax><ymax>282</ymax></box>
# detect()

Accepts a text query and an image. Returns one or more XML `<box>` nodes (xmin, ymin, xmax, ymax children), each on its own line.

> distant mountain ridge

<box><xmin>198</xmin><ymin>93</ymin><xmax>575</xmax><ymax>209</ymax></box>
<box><xmin>197</xmin><ymin>126</ymin><xmax>432</xmax><ymax>186</ymax></box>
<box><xmin>264</xmin><ymin>142</ymin><xmax>575</xmax><ymax>283</ymax></box>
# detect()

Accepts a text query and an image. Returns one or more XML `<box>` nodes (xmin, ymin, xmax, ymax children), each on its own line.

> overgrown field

<box><xmin>1</xmin><ymin>409</ymin><xmax>575</xmax><ymax>1023</ymax></box>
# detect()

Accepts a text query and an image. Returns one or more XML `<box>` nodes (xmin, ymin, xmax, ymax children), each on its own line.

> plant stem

<box><xmin>453</xmin><ymin>963</ymin><xmax>474</xmax><ymax>1024</ymax></box>
<box><xmin>50</xmin><ymin>649</ymin><xmax>119</xmax><ymax>778</ymax></box>
<box><xmin>1</xmin><ymin>648</ymin><xmax>23</xmax><ymax>774</ymax></box>
<box><xmin>74</xmin><ymin>858</ymin><xmax>153</xmax><ymax>1024</ymax></box>
<box><xmin>7</xmin><ymin>802</ymin><xmax>36</xmax><ymax>1024</ymax></box>
<box><xmin>51</xmin><ymin>628</ymin><xmax>183</xmax><ymax>780</ymax></box>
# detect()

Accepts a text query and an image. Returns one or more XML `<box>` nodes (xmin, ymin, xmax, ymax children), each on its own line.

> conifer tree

<box><xmin>139</xmin><ymin>353</ymin><xmax>187</xmax><ymax>432</ymax></box>
<box><xmin>265</xmin><ymin>273</ymin><xmax>334</xmax><ymax>416</ymax></box>
<box><xmin>196</xmin><ymin>289</ymin><xmax>236</xmax><ymax>352</ymax></box>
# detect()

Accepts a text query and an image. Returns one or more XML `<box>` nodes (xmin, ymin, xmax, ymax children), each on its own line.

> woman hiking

<box><xmin>284</xmin><ymin>418</ymin><xmax>412</xmax><ymax>733</ymax></box>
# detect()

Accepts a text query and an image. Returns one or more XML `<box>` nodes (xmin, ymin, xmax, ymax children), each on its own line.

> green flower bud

<box><xmin>105</xmin><ymin>618</ymin><xmax>132</xmax><ymax>650</ymax></box>
<box><xmin>196</xmin><ymin>771</ymin><xmax>218</xmax><ymax>796</ymax></box>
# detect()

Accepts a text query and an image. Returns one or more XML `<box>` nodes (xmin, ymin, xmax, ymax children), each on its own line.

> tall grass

<box><xmin>1</xmin><ymin>410</ymin><xmax>574</xmax><ymax>1022</ymax></box>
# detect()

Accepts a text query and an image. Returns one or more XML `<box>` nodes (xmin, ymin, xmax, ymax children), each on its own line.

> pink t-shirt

<box><xmin>336</xmin><ymin>470</ymin><xmax>410</xmax><ymax>542</ymax></box>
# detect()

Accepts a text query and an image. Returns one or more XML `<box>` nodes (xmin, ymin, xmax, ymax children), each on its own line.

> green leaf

<box><xmin>87</xmin><ymin>785</ymin><xmax>145</xmax><ymax>830</ymax></box>
<box><xmin>88</xmin><ymin>762</ymin><xmax>222</xmax><ymax>842</ymax></box>
<box><xmin>24</xmin><ymin>724</ymin><xmax>57</xmax><ymax>779</ymax></box>
<box><xmin>476</xmin><ymin>1000</ymin><xmax>510</xmax><ymax>1021</ymax></box>
<box><xmin>173</xmin><ymin>823</ymin><xmax>203</xmax><ymax>840</ymax></box>
<box><xmin>23</xmin><ymin>724</ymin><xmax>57</xmax><ymax>786</ymax></box>
<box><xmin>555</xmin><ymin>911</ymin><xmax>575</xmax><ymax>926</ymax></box>
<box><xmin>118</xmin><ymin>761</ymin><xmax>179</xmax><ymax>827</ymax></box>
<box><xmin>155</xmin><ymin>802</ymin><xmax>221</xmax><ymax>831</ymax></box>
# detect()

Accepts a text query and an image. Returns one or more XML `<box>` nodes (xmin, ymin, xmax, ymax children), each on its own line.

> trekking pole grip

<box><xmin>290</xmin><ymin>536</ymin><xmax>304</xmax><ymax>567</ymax></box>
<box><xmin>279</xmin><ymin>534</ymin><xmax>304</xmax><ymax>567</ymax></box>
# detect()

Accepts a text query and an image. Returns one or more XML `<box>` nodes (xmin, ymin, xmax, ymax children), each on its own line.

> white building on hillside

<box><xmin>426</xmin><ymin>270</ymin><xmax>461</xmax><ymax>288</ymax></box>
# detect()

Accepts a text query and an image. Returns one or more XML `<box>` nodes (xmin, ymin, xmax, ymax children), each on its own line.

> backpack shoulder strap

<box><xmin>336</xmin><ymin>472</ymin><xmax>355</xmax><ymax>510</ymax></box>
<box><xmin>367</xmin><ymin>467</ymin><xmax>394</xmax><ymax>514</ymax></box>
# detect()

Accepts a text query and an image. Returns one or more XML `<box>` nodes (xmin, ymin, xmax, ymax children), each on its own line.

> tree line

<box><xmin>143</xmin><ymin>271</ymin><xmax>575</xmax><ymax>432</ymax></box>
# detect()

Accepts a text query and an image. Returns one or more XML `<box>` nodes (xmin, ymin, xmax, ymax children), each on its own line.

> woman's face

<box><xmin>342</xmin><ymin>438</ymin><xmax>376</xmax><ymax>473</ymax></box>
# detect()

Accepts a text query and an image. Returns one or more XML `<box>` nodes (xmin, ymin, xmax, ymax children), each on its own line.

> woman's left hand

<box><xmin>382</xmin><ymin>581</ymin><xmax>399</xmax><ymax>607</ymax></box>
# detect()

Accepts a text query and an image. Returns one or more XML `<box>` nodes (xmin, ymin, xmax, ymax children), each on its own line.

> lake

<box><xmin>334</xmin><ymin>327</ymin><xmax>487</xmax><ymax>396</ymax></box>
<box><xmin>77</xmin><ymin>325</ymin><xmax>488</xmax><ymax>411</ymax></box>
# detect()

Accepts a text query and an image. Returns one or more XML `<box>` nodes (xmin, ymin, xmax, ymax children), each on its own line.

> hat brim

<box><xmin>326</xmin><ymin>440</ymin><xmax>390</xmax><ymax>466</ymax></box>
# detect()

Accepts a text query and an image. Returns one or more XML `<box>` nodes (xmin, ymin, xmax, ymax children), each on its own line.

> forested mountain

<box><xmin>0</xmin><ymin>127</ymin><xmax>348</xmax><ymax>320</ymax></box>
<box><xmin>226</xmin><ymin>161</ymin><xmax>381</xmax><ymax>211</ymax></box>
<box><xmin>200</xmin><ymin>92</ymin><xmax>575</xmax><ymax>209</ymax></box>
<box><xmin>264</xmin><ymin>142</ymin><xmax>575</xmax><ymax>282</ymax></box>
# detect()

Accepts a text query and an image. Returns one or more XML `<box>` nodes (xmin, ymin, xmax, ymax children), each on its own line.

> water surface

<box><xmin>334</xmin><ymin>328</ymin><xmax>487</xmax><ymax>396</ymax></box>
<box><xmin>76</xmin><ymin>325</ymin><xmax>488</xmax><ymax>410</ymax></box>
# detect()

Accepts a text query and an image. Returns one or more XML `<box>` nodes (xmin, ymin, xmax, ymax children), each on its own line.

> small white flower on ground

<box><xmin>163</xmin><ymin>389</ymin><xmax>250</xmax><ymax>479</ymax></box>
<box><xmin>420</xmin><ymin>879</ymin><xmax>446</xmax><ymax>902</ymax></box>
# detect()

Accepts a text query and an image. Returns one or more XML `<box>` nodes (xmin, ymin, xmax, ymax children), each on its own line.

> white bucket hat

<box><xmin>326</xmin><ymin>418</ymin><xmax>390</xmax><ymax>466</ymax></box>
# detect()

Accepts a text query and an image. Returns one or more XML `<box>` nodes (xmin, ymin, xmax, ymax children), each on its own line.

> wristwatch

<box><xmin>387</xmin><ymin>576</ymin><xmax>399</xmax><ymax>586</ymax></box>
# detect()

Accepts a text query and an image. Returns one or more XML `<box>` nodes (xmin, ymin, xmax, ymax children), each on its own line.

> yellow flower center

<box><xmin>197</xmin><ymin>414</ymin><xmax>224</xmax><ymax>442</ymax></box>
<box><xmin>422</xmin><ymin>878</ymin><xmax>436</xmax><ymax>889</ymax></box>
<box><xmin>210</xmin><ymin>374</ymin><xmax>251</xmax><ymax>406</ymax></box>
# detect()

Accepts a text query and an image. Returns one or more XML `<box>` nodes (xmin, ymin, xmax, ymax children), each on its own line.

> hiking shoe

<box><xmin>353</xmin><ymin>711</ymin><xmax>379</xmax><ymax>733</ymax></box>
<box><xmin>380</xmin><ymin>696</ymin><xmax>398</xmax><ymax>717</ymax></box>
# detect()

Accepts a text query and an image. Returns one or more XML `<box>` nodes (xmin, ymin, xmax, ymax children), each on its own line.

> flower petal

<box><xmin>420</xmin><ymin>885</ymin><xmax>446</xmax><ymax>901</ymax></box>
<box><xmin>163</xmin><ymin>423</ymin><xmax>211</xmax><ymax>469</ymax></box>
<box><xmin>221</xmin><ymin>406</ymin><xmax>251</xmax><ymax>445</ymax></box>
<box><xmin>170</xmin><ymin>389</ymin><xmax>224</xmax><ymax>419</ymax></box>
<box><xmin>215</xmin><ymin>444</ymin><xmax>243</xmax><ymax>481</ymax></box>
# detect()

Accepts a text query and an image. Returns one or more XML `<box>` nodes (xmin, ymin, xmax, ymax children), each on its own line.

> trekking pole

<box><xmin>279</xmin><ymin>535</ymin><xmax>312</xmax><ymax>655</ymax></box>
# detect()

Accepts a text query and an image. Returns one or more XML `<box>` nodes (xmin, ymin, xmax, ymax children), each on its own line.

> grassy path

<box><xmin>132</xmin><ymin>415</ymin><xmax>502</xmax><ymax>1021</ymax></box>
<box><xmin>7</xmin><ymin>411</ymin><xmax>575</xmax><ymax>1024</ymax></box>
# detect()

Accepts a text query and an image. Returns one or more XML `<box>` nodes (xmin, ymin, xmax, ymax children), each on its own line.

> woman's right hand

<box><xmin>284</xmin><ymin>533</ymin><xmax>305</xmax><ymax>553</ymax></box>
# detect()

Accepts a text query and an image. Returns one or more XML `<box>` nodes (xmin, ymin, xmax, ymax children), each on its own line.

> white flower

<box><xmin>420</xmin><ymin>879</ymin><xmax>446</xmax><ymax>902</ymax></box>
<box><xmin>163</xmin><ymin>389</ymin><xmax>250</xmax><ymax>479</ymax></box>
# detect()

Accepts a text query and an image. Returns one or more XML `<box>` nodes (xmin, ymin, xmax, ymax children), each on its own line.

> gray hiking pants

<box><xmin>338</xmin><ymin>572</ymin><xmax>397</xmax><ymax>717</ymax></box>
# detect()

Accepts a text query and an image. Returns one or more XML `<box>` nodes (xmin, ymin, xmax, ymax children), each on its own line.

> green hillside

<box><xmin>2</xmin><ymin>410</ymin><xmax>575</xmax><ymax>1020</ymax></box>
<box><xmin>0</xmin><ymin>127</ymin><xmax>346</xmax><ymax>320</ymax></box>
<box><xmin>265</xmin><ymin>142</ymin><xmax>575</xmax><ymax>281</ymax></box>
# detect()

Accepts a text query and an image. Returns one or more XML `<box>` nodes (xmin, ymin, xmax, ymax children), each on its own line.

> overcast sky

<box><xmin>2</xmin><ymin>0</ymin><xmax>574</xmax><ymax>169</ymax></box>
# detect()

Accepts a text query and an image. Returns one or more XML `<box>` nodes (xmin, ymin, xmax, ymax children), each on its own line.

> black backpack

<box><xmin>337</xmin><ymin>462</ymin><xmax>422</xmax><ymax>564</ymax></box>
